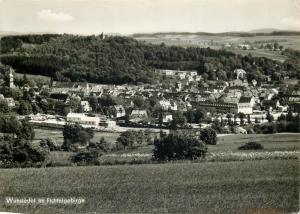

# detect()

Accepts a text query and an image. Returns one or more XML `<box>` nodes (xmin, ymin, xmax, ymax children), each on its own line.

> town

<box><xmin>1</xmin><ymin>64</ymin><xmax>299</xmax><ymax>134</ymax></box>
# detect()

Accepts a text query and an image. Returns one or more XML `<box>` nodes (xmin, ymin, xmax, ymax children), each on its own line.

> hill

<box><xmin>0</xmin><ymin>34</ymin><xmax>299</xmax><ymax>84</ymax></box>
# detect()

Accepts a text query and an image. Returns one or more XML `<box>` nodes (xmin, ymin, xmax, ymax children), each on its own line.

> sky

<box><xmin>0</xmin><ymin>0</ymin><xmax>299</xmax><ymax>35</ymax></box>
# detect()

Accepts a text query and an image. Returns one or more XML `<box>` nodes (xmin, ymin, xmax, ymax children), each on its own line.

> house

<box><xmin>196</xmin><ymin>101</ymin><xmax>237</xmax><ymax>113</ymax></box>
<box><xmin>262</xmin><ymin>100</ymin><xmax>280</xmax><ymax>112</ymax></box>
<box><xmin>234</xmin><ymin>69</ymin><xmax>247</xmax><ymax>80</ymax></box>
<box><xmin>49</xmin><ymin>93</ymin><xmax>70</xmax><ymax>103</ymax></box>
<box><xmin>159</xmin><ymin>100</ymin><xmax>177</xmax><ymax>111</ymax></box>
<box><xmin>130</xmin><ymin>110</ymin><xmax>148</xmax><ymax>122</ymax></box>
<box><xmin>66</xmin><ymin>113</ymin><xmax>100</xmax><ymax>126</ymax></box>
<box><xmin>99</xmin><ymin>115</ymin><xmax>117</xmax><ymax>128</ymax></box>
<box><xmin>237</xmin><ymin>96</ymin><xmax>255</xmax><ymax>114</ymax></box>
<box><xmin>110</xmin><ymin>105</ymin><xmax>126</xmax><ymax>118</ymax></box>
<box><xmin>80</xmin><ymin>101</ymin><xmax>92</xmax><ymax>112</ymax></box>
<box><xmin>175</xmin><ymin>82</ymin><xmax>182</xmax><ymax>92</ymax></box>
<box><xmin>162</xmin><ymin>114</ymin><xmax>173</xmax><ymax>123</ymax></box>
<box><xmin>228</xmin><ymin>79</ymin><xmax>244</xmax><ymax>87</ymax></box>
<box><xmin>3</xmin><ymin>97</ymin><xmax>16</xmax><ymax>107</ymax></box>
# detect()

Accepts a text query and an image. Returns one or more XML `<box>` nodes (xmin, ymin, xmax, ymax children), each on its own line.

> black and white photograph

<box><xmin>0</xmin><ymin>0</ymin><xmax>299</xmax><ymax>213</ymax></box>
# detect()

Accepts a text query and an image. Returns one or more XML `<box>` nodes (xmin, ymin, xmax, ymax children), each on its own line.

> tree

<box><xmin>116</xmin><ymin>131</ymin><xmax>136</xmax><ymax>150</ymax></box>
<box><xmin>62</xmin><ymin>123</ymin><xmax>94</xmax><ymax>150</ymax></box>
<box><xmin>266</xmin><ymin>111</ymin><xmax>274</xmax><ymax>123</ymax></box>
<box><xmin>171</xmin><ymin>111</ymin><xmax>186</xmax><ymax>129</ymax></box>
<box><xmin>226</xmin><ymin>113</ymin><xmax>233</xmax><ymax>125</ymax></box>
<box><xmin>0</xmin><ymin>136</ymin><xmax>48</xmax><ymax>165</ymax></box>
<box><xmin>17</xmin><ymin>100</ymin><xmax>32</xmax><ymax>115</ymax></box>
<box><xmin>153</xmin><ymin>133</ymin><xmax>207</xmax><ymax>161</ymax></box>
<box><xmin>238</xmin><ymin>113</ymin><xmax>246</xmax><ymax>125</ymax></box>
<box><xmin>0</xmin><ymin>99</ymin><xmax>9</xmax><ymax>113</ymax></box>
<box><xmin>200</xmin><ymin>128</ymin><xmax>217</xmax><ymax>145</ymax></box>
<box><xmin>16</xmin><ymin>119</ymin><xmax>35</xmax><ymax>141</ymax></box>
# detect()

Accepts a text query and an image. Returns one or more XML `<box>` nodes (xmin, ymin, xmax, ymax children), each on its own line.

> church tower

<box><xmin>9</xmin><ymin>68</ymin><xmax>14</xmax><ymax>88</ymax></box>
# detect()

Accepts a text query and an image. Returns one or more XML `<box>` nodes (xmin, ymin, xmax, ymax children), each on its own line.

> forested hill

<box><xmin>0</xmin><ymin>34</ymin><xmax>299</xmax><ymax>84</ymax></box>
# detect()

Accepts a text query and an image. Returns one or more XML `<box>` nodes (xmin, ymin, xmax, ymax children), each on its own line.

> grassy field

<box><xmin>14</xmin><ymin>72</ymin><xmax>51</xmax><ymax>82</ymax></box>
<box><xmin>34</xmin><ymin>128</ymin><xmax>121</xmax><ymax>145</ymax></box>
<box><xmin>36</xmin><ymin>130</ymin><xmax>299</xmax><ymax>165</ymax></box>
<box><xmin>134</xmin><ymin>34</ymin><xmax>300</xmax><ymax>61</ymax></box>
<box><xmin>0</xmin><ymin>159</ymin><xmax>298</xmax><ymax>213</ymax></box>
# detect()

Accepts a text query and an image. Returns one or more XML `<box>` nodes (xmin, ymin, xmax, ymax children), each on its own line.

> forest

<box><xmin>1</xmin><ymin>34</ymin><xmax>299</xmax><ymax>84</ymax></box>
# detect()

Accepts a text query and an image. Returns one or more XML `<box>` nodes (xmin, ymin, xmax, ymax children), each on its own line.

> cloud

<box><xmin>280</xmin><ymin>16</ymin><xmax>300</xmax><ymax>28</ymax></box>
<box><xmin>37</xmin><ymin>9</ymin><xmax>74</xmax><ymax>22</ymax></box>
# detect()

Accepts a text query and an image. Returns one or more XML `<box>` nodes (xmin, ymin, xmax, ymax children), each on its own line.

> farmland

<box><xmin>0</xmin><ymin>159</ymin><xmax>298</xmax><ymax>213</ymax></box>
<box><xmin>134</xmin><ymin>34</ymin><xmax>300</xmax><ymax>61</ymax></box>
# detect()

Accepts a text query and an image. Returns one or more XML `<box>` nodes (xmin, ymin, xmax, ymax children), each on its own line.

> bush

<box><xmin>87</xmin><ymin>137</ymin><xmax>110</xmax><ymax>153</ymax></box>
<box><xmin>153</xmin><ymin>133</ymin><xmax>207</xmax><ymax>161</ymax></box>
<box><xmin>39</xmin><ymin>138</ymin><xmax>60</xmax><ymax>151</ymax></box>
<box><xmin>72</xmin><ymin>150</ymin><xmax>100</xmax><ymax>165</ymax></box>
<box><xmin>0</xmin><ymin>136</ymin><xmax>49</xmax><ymax>165</ymax></box>
<box><xmin>238</xmin><ymin>142</ymin><xmax>264</xmax><ymax>150</ymax></box>
<box><xmin>200</xmin><ymin>128</ymin><xmax>217</xmax><ymax>145</ymax></box>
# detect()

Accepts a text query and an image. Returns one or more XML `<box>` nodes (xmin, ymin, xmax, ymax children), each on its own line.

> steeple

<box><xmin>9</xmin><ymin>68</ymin><xmax>14</xmax><ymax>88</ymax></box>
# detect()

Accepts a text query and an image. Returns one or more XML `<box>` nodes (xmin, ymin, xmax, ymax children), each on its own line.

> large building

<box><xmin>66</xmin><ymin>113</ymin><xmax>100</xmax><ymax>126</ymax></box>
<box><xmin>237</xmin><ymin>96</ymin><xmax>255</xmax><ymax>114</ymax></box>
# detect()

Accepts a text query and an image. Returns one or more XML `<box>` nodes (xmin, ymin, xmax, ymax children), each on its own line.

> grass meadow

<box><xmin>1</xmin><ymin>131</ymin><xmax>299</xmax><ymax>213</ymax></box>
<box><xmin>134</xmin><ymin>34</ymin><xmax>300</xmax><ymax>61</ymax></box>
<box><xmin>0</xmin><ymin>159</ymin><xmax>298</xmax><ymax>214</ymax></box>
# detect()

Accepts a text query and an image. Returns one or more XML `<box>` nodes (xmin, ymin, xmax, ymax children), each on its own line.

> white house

<box><xmin>162</xmin><ymin>114</ymin><xmax>173</xmax><ymax>123</ymax></box>
<box><xmin>234</xmin><ymin>69</ymin><xmax>247</xmax><ymax>80</ymax></box>
<box><xmin>159</xmin><ymin>100</ymin><xmax>177</xmax><ymax>111</ymax></box>
<box><xmin>110</xmin><ymin>105</ymin><xmax>126</xmax><ymax>118</ymax></box>
<box><xmin>80</xmin><ymin>101</ymin><xmax>92</xmax><ymax>112</ymax></box>
<box><xmin>237</xmin><ymin>96</ymin><xmax>255</xmax><ymax>114</ymax></box>
<box><xmin>66</xmin><ymin>113</ymin><xmax>100</xmax><ymax>126</ymax></box>
<box><xmin>130</xmin><ymin>110</ymin><xmax>148</xmax><ymax>121</ymax></box>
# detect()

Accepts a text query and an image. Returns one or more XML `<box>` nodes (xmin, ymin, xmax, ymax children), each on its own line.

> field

<box><xmin>14</xmin><ymin>72</ymin><xmax>51</xmax><ymax>83</ymax></box>
<box><xmin>34</xmin><ymin>129</ymin><xmax>300</xmax><ymax>165</ymax></box>
<box><xmin>0</xmin><ymin>159</ymin><xmax>298</xmax><ymax>213</ymax></box>
<box><xmin>134</xmin><ymin>34</ymin><xmax>300</xmax><ymax>61</ymax></box>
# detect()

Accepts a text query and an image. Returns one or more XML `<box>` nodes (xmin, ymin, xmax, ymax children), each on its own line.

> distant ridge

<box><xmin>132</xmin><ymin>30</ymin><xmax>300</xmax><ymax>37</ymax></box>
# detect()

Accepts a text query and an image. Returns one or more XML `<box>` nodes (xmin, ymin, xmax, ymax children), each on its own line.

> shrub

<box><xmin>72</xmin><ymin>150</ymin><xmax>100</xmax><ymax>165</ymax></box>
<box><xmin>39</xmin><ymin>138</ymin><xmax>60</xmax><ymax>151</ymax></box>
<box><xmin>238</xmin><ymin>142</ymin><xmax>264</xmax><ymax>150</ymax></box>
<box><xmin>87</xmin><ymin>137</ymin><xmax>110</xmax><ymax>153</ymax></box>
<box><xmin>0</xmin><ymin>136</ymin><xmax>49</xmax><ymax>165</ymax></box>
<box><xmin>153</xmin><ymin>133</ymin><xmax>207</xmax><ymax>161</ymax></box>
<box><xmin>200</xmin><ymin>128</ymin><xmax>217</xmax><ymax>145</ymax></box>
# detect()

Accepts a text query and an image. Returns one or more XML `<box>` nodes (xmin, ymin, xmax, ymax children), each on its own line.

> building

<box><xmin>5</xmin><ymin>97</ymin><xmax>16</xmax><ymax>107</ymax></box>
<box><xmin>237</xmin><ymin>96</ymin><xmax>255</xmax><ymax>114</ymax></box>
<box><xmin>99</xmin><ymin>115</ymin><xmax>117</xmax><ymax>127</ymax></box>
<box><xmin>196</xmin><ymin>101</ymin><xmax>237</xmax><ymax>113</ymax></box>
<box><xmin>234</xmin><ymin>69</ymin><xmax>247</xmax><ymax>80</ymax></box>
<box><xmin>159</xmin><ymin>100</ymin><xmax>178</xmax><ymax>111</ymax></box>
<box><xmin>130</xmin><ymin>110</ymin><xmax>148</xmax><ymax>121</ymax></box>
<box><xmin>9</xmin><ymin>68</ymin><xmax>14</xmax><ymax>89</ymax></box>
<box><xmin>49</xmin><ymin>93</ymin><xmax>70</xmax><ymax>103</ymax></box>
<box><xmin>110</xmin><ymin>105</ymin><xmax>126</xmax><ymax>118</ymax></box>
<box><xmin>162</xmin><ymin>114</ymin><xmax>173</xmax><ymax>123</ymax></box>
<box><xmin>80</xmin><ymin>101</ymin><xmax>92</xmax><ymax>112</ymax></box>
<box><xmin>66</xmin><ymin>113</ymin><xmax>100</xmax><ymax>126</ymax></box>
<box><xmin>175</xmin><ymin>82</ymin><xmax>182</xmax><ymax>92</ymax></box>
<box><xmin>262</xmin><ymin>100</ymin><xmax>280</xmax><ymax>112</ymax></box>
